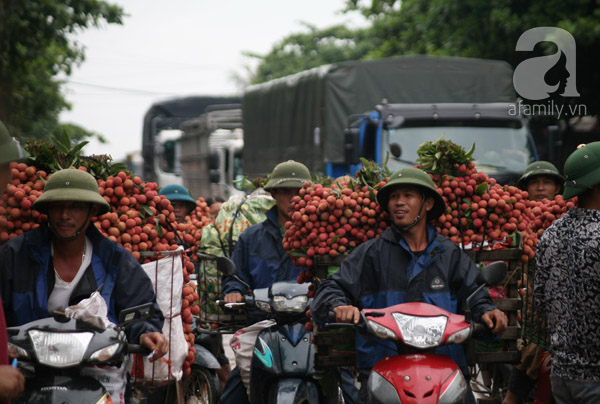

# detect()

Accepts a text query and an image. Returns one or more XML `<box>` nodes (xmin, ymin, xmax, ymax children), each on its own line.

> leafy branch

<box><xmin>416</xmin><ymin>135</ymin><xmax>474</xmax><ymax>177</ymax></box>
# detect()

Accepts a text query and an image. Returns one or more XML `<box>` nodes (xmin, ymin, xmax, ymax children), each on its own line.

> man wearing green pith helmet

<box><xmin>534</xmin><ymin>142</ymin><xmax>600</xmax><ymax>403</ymax></box>
<box><xmin>0</xmin><ymin>168</ymin><xmax>169</xmax><ymax>403</ymax></box>
<box><xmin>312</xmin><ymin>166</ymin><xmax>507</xmax><ymax>404</ymax></box>
<box><xmin>516</xmin><ymin>161</ymin><xmax>565</xmax><ymax>202</ymax></box>
<box><xmin>219</xmin><ymin>160</ymin><xmax>359</xmax><ymax>404</ymax></box>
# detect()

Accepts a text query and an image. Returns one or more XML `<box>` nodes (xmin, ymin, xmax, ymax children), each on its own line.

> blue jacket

<box><xmin>311</xmin><ymin>224</ymin><xmax>496</xmax><ymax>371</ymax></box>
<box><xmin>222</xmin><ymin>206</ymin><xmax>303</xmax><ymax>296</ymax></box>
<box><xmin>0</xmin><ymin>224</ymin><xmax>164</xmax><ymax>344</ymax></box>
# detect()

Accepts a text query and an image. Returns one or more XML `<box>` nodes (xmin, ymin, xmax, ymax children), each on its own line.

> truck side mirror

<box><xmin>344</xmin><ymin>127</ymin><xmax>360</xmax><ymax>166</ymax></box>
<box><xmin>209</xmin><ymin>151</ymin><xmax>219</xmax><ymax>170</ymax></box>
<box><xmin>390</xmin><ymin>143</ymin><xmax>402</xmax><ymax>158</ymax></box>
<box><xmin>209</xmin><ymin>170</ymin><xmax>220</xmax><ymax>183</ymax></box>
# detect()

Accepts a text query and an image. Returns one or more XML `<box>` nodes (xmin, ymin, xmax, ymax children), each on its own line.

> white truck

<box><xmin>179</xmin><ymin>106</ymin><xmax>245</xmax><ymax>200</ymax></box>
<box><xmin>140</xmin><ymin>96</ymin><xmax>242</xmax><ymax>197</ymax></box>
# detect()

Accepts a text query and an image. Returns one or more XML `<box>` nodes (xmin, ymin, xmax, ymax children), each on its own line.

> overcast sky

<box><xmin>59</xmin><ymin>0</ymin><xmax>366</xmax><ymax>162</ymax></box>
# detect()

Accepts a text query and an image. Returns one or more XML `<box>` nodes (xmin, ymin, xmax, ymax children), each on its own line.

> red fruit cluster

<box><xmin>95</xmin><ymin>172</ymin><xmax>181</xmax><ymax>263</ymax></box>
<box><xmin>181</xmin><ymin>282</ymin><xmax>200</xmax><ymax>377</ymax></box>
<box><xmin>0</xmin><ymin>162</ymin><xmax>49</xmax><ymax>242</ymax></box>
<box><xmin>430</xmin><ymin>162</ymin><xmax>576</xmax><ymax>263</ymax></box>
<box><xmin>283</xmin><ymin>180</ymin><xmax>389</xmax><ymax>284</ymax></box>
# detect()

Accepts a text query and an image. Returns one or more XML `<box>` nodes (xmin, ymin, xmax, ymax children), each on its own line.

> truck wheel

<box><xmin>180</xmin><ymin>366</ymin><xmax>219</xmax><ymax>404</ymax></box>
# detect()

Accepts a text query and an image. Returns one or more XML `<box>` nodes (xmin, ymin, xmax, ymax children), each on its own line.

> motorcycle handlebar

<box><xmin>216</xmin><ymin>299</ymin><xmax>247</xmax><ymax>310</ymax></box>
<box><xmin>127</xmin><ymin>344</ymin><xmax>152</xmax><ymax>356</ymax></box>
<box><xmin>471</xmin><ymin>322</ymin><xmax>488</xmax><ymax>338</ymax></box>
<box><xmin>322</xmin><ymin>310</ymin><xmax>365</xmax><ymax>330</ymax></box>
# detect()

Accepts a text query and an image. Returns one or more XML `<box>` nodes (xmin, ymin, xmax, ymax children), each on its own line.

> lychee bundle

<box><xmin>430</xmin><ymin>163</ymin><xmax>575</xmax><ymax>264</ymax></box>
<box><xmin>0</xmin><ymin>162</ymin><xmax>49</xmax><ymax>243</ymax></box>
<box><xmin>283</xmin><ymin>161</ymin><xmax>390</xmax><ymax>286</ymax></box>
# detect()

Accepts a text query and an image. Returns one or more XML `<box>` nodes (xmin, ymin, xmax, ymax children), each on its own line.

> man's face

<box><xmin>0</xmin><ymin>163</ymin><xmax>11</xmax><ymax>192</ymax></box>
<box><xmin>48</xmin><ymin>201</ymin><xmax>96</xmax><ymax>239</ymax></box>
<box><xmin>270</xmin><ymin>188</ymin><xmax>300</xmax><ymax>223</ymax></box>
<box><xmin>209</xmin><ymin>202</ymin><xmax>222</xmax><ymax>218</ymax></box>
<box><xmin>387</xmin><ymin>185</ymin><xmax>434</xmax><ymax>228</ymax></box>
<box><xmin>171</xmin><ymin>201</ymin><xmax>192</xmax><ymax>223</ymax></box>
<box><xmin>526</xmin><ymin>175</ymin><xmax>559</xmax><ymax>201</ymax></box>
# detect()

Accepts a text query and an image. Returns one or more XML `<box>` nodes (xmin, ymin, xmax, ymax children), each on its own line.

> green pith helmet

<box><xmin>263</xmin><ymin>160</ymin><xmax>311</xmax><ymax>190</ymax></box>
<box><xmin>159</xmin><ymin>184</ymin><xmax>196</xmax><ymax>210</ymax></box>
<box><xmin>0</xmin><ymin>120</ymin><xmax>29</xmax><ymax>164</ymax></box>
<box><xmin>516</xmin><ymin>161</ymin><xmax>564</xmax><ymax>190</ymax></box>
<box><xmin>32</xmin><ymin>169</ymin><xmax>110</xmax><ymax>215</ymax></box>
<box><xmin>377</xmin><ymin>167</ymin><xmax>445</xmax><ymax>219</ymax></box>
<box><xmin>563</xmin><ymin>142</ymin><xmax>600</xmax><ymax>199</ymax></box>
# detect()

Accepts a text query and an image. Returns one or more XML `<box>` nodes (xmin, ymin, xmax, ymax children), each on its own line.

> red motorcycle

<box><xmin>325</xmin><ymin>261</ymin><xmax>507</xmax><ymax>404</ymax></box>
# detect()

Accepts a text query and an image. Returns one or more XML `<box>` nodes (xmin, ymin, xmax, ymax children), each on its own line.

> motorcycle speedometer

<box><xmin>29</xmin><ymin>330</ymin><xmax>93</xmax><ymax>367</ymax></box>
<box><xmin>392</xmin><ymin>313</ymin><xmax>447</xmax><ymax>348</ymax></box>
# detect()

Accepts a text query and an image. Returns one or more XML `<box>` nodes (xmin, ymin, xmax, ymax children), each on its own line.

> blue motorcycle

<box><xmin>215</xmin><ymin>256</ymin><xmax>351</xmax><ymax>404</ymax></box>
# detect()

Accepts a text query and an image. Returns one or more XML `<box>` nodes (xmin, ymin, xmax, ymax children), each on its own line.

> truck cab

<box><xmin>346</xmin><ymin>102</ymin><xmax>539</xmax><ymax>185</ymax></box>
<box><xmin>154</xmin><ymin>129</ymin><xmax>184</xmax><ymax>186</ymax></box>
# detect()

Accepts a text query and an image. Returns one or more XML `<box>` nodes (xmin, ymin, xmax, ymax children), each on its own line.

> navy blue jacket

<box><xmin>311</xmin><ymin>224</ymin><xmax>496</xmax><ymax>370</ymax></box>
<box><xmin>0</xmin><ymin>224</ymin><xmax>164</xmax><ymax>344</ymax></box>
<box><xmin>222</xmin><ymin>206</ymin><xmax>303</xmax><ymax>296</ymax></box>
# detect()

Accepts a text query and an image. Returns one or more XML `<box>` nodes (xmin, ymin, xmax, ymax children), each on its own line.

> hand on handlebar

<box><xmin>481</xmin><ymin>309</ymin><xmax>508</xmax><ymax>335</ymax></box>
<box><xmin>139</xmin><ymin>332</ymin><xmax>169</xmax><ymax>363</ymax></box>
<box><xmin>224</xmin><ymin>293</ymin><xmax>244</xmax><ymax>304</ymax></box>
<box><xmin>333</xmin><ymin>305</ymin><xmax>361</xmax><ymax>324</ymax></box>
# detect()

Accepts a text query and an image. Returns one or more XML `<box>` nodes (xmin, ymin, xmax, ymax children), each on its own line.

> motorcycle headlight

<box><xmin>367</xmin><ymin>370</ymin><xmax>401</xmax><ymax>404</ymax></box>
<box><xmin>439</xmin><ymin>368</ymin><xmax>467</xmax><ymax>403</ymax></box>
<box><xmin>446</xmin><ymin>326</ymin><xmax>471</xmax><ymax>345</ymax></box>
<box><xmin>272</xmin><ymin>295</ymin><xmax>308</xmax><ymax>313</ymax></box>
<box><xmin>392</xmin><ymin>313</ymin><xmax>447</xmax><ymax>348</ymax></box>
<box><xmin>367</xmin><ymin>319</ymin><xmax>397</xmax><ymax>340</ymax></box>
<box><xmin>90</xmin><ymin>343</ymin><xmax>121</xmax><ymax>362</ymax></box>
<box><xmin>29</xmin><ymin>330</ymin><xmax>93</xmax><ymax>367</ymax></box>
<box><xmin>255</xmin><ymin>300</ymin><xmax>272</xmax><ymax>313</ymax></box>
<box><xmin>7</xmin><ymin>342</ymin><xmax>30</xmax><ymax>360</ymax></box>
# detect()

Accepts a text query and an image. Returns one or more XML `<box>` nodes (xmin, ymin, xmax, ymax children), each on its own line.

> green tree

<box><xmin>249</xmin><ymin>23</ymin><xmax>377</xmax><ymax>84</ymax></box>
<box><xmin>0</xmin><ymin>0</ymin><xmax>124</xmax><ymax>141</ymax></box>
<box><xmin>343</xmin><ymin>0</ymin><xmax>600</xmax><ymax>115</ymax></box>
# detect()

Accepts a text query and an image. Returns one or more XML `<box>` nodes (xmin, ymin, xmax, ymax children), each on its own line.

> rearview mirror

<box><xmin>215</xmin><ymin>256</ymin><xmax>238</xmax><ymax>277</ymax></box>
<box><xmin>119</xmin><ymin>303</ymin><xmax>155</xmax><ymax>328</ymax></box>
<box><xmin>390</xmin><ymin>143</ymin><xmax>402</xmax><ymax>158</ymax></box>
<box><xmin>478</xmin><ymin>261</ymin><xmax>507</xmax><ymax>287</ymax></box>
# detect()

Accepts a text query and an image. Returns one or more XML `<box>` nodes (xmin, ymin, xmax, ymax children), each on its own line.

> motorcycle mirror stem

<box><xmin>464</xmin><ymin>284</ymin><xmax>486</xmax><ymax>324</ymax></box>
<box><xmin>464</xmin><ymin>261</ymin><xmax>508</xmax><ymax>323</ymax></box>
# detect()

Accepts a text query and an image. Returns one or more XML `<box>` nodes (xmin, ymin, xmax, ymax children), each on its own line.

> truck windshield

<box><xmin>384</xmin><ymin>126</ymin><xmax>533</xmax><ymax>176</ymax></box>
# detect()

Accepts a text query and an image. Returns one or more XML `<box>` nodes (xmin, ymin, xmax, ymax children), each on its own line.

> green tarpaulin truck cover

<box><xmin>242</xmin><ymin>55</ymin><xmax>515</xmax><ymax>176</ymax></box>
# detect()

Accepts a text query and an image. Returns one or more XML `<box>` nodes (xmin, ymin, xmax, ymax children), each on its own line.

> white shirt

<box><xmin>48</xmin><ymin>237</ymin><xmax>93</xmax><ymax>314</ymax></box>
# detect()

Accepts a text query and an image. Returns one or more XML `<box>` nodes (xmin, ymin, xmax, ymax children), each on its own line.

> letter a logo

<box><xmin>513</xmin><ymin>27</ymin><xmax>579</xmax><ymax>100</ymax></box>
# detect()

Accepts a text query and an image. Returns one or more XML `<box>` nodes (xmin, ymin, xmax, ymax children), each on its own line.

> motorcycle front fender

<box><xmin>193</xmin><ymin>343</ymin><xmax>221</xmax><ymax>370</ymax></box>
<box><xmin>13</xmin><ymin>374</ymin><xmax>108</xmax><ymax>404</ymax></box>
<box><xmin>268</xmin><ymin>378</ymin><xmax>320</xmax><ymax>404</ymax></box>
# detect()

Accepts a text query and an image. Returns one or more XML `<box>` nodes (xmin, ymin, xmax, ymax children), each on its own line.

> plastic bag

<box><xmin>229</xmin><ymin>319</ymin><xmax>276</xmax><ymax>395</ymax></box>
<box><xmin>64</xmin><ymin>290</ymin><xmax>113</xmax><ymax>329</ymax></box>
<box><xmin>129</xmin><ymin>248</ymin><xmax>188</xmax><ymax>385</ymax></box>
